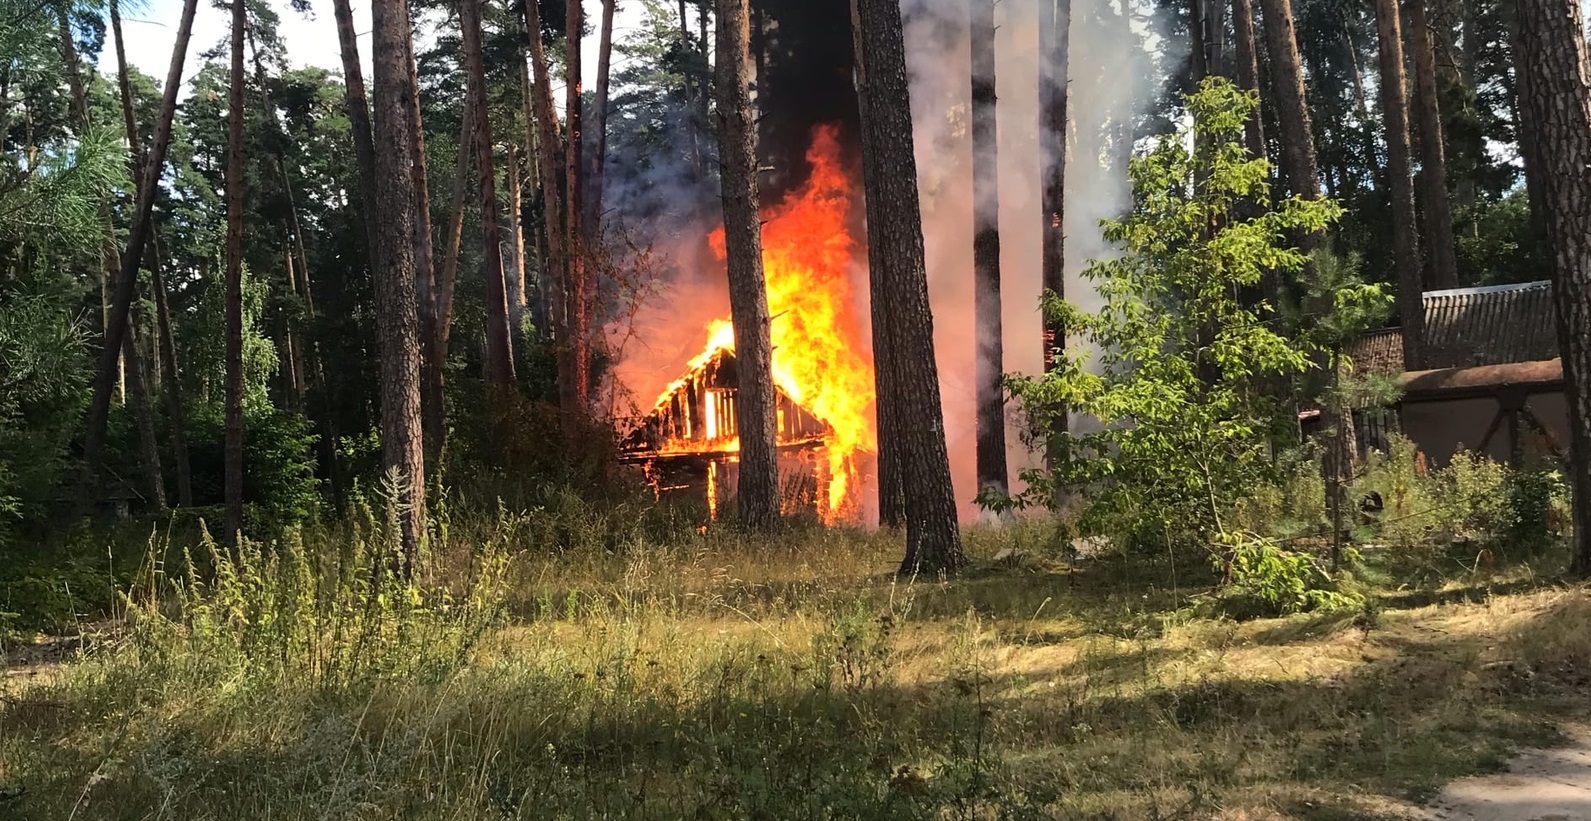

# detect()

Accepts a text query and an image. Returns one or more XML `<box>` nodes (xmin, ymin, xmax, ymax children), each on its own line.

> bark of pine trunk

<box><xmin>102</xmin><ymin>225</ymin><xmax>167</xmax><ymax>511</ymax></box>
<box><xmin>1374</xmin><ymin>0</ymin><xmax>1427</xmax><ymax>370</ymax></box>
<box><xmin>715</xmin><ymin>0</ymin><xmax>779</xmax><ymax>531</ymax></box>
<box><xmin>678</xmin><ymin>0</ymin><xmax>705</xmax><ymax>177</ymax></box>
<box><xmin>1040</xmin><ymin>0</ymin><xmax>1071</xmax><ymax>505</ymax></box>
<box><xmin>566</xmin><ymin>0</ymin><xmax>592</xmax><ymax>417</ymax></box>
<box><xmin>523</xmin><ymin>0</ymin><xmax>580</xmax><ymax>430</ymax></box>
<box><xmin>438</xmin><ymin>101</ymin><xmax>476</xmax><ymax>364</ymax></box>
<box><xmin>1257</xmin><ymin>0</ymin><xmax>1321</xmax><ymax>219</ymax></box>
<box><xmin>370</xmin><ymin>0</ymin><xmax>429</xmax><ymax>568</ymax></box>
<box><xmin>333</xmin><ymin>0</ymin><xmax>378</xmax><ymax>247</ymax></box>
<box><xmin>1514</xmin><ymin>0</ymin><xmax>1591</xmax><ymax>574</ymax></box>
<box><xmin>971</xmin><ymin>0</ymin><xmax>1009</xmax><ymax>505</ymax></box>
<box><xmin>283</xmin><ymin>248</ymin><xmax>307</xmax><ymax>408</ymax></box>
<box><xmin>852</xmin><ymin>0</ymin><xmax>967</xmax><ymax>575</ymax></box>
<box><xmin>1231</xmin><ymin>0</ymin><xmax>1266</xmax><ymax>161</ymax></box>
<box><xmin>1408</xmin><ymin>0</ymin><xmax>1459</xmax><ymax>290</ymax></box>
<box><xmin>1510</xmin><ymin>9</ymin><xmax>1551</xmax><ymax>264</ymax></box>
<box><xmin>124</xmin><ymin>316</ymin><xmax>167</xmax><ymax>510</ymax></box>
<box><xmin>588</xmin><ymin>0</ymin><xmax>616</xmax><ymax>232</ymax></box>
<box><xmin>1188</xmin><ymin>0</ymin><xmax>1209</xmax><ymax>85</ymax></box>
<box><xmin>404</xmin><ymin>21</ymin><xmax>443</xmax><ymax>457</ymax></box>
<box><xmin>461</xmin><ymin>0</ymin><xmax>517</xmax><ymax>394</ymax></box>
<box><xmin>114</xmin><ymin>3</ymin><xmax>195</xmax><ymax>507</ymax></box>
<box><xmin>81</xmin><ymin>0</ymin><xmax>198</xmax><ymax>470</ymax></box>
<box><xmin>150</xmin><ymin>250</ymin><xmax>194</xmax><ymax>506</ymax></box>
<box><xmin>224</xmin><ymin>0</ymin><xmax>247</xmax><ymax>542</ymax></box>
<box><xmin>506</xmin><ymin>144</ymin><xmax>528</xmax><ymax>341</ymax></box>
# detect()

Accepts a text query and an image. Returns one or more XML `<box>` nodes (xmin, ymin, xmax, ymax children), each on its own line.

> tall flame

<box><xmin>672</xmin><ymin>127</ymin><xmax>877</xmax><ymax>514</ymax></box>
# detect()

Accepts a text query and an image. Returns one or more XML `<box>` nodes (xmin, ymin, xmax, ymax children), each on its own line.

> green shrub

<box><xmin>1352</xmin><ymin>435</ymin><xmax>1569</xmax><ymax>562</ymax></box>
<box><xmin>1204</xmin><ymin>531</ymin><xmax>1364</xmax><ymax>619</ymax></box>
<box><xmin>128</xmin><ymin>494</ymin><xmax>509</xmax><ymax>688</ymax></box>
<box><xmin>182</xmin><ymin>400</ymin><xmax>321</xmax><ymax>526</ymax></box>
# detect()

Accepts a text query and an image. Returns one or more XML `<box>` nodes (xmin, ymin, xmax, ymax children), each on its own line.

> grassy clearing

<box><xmin>2</xmin><ymin>515</ymin><xmax>1589</xmax><ymax>820</ymax></box>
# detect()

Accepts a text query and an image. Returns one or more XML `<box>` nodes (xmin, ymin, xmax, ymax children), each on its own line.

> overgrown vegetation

<box><xmin>2</xmin><ymin>494</ymin><xmax>1585</xmax><ymax>820</ymax></box>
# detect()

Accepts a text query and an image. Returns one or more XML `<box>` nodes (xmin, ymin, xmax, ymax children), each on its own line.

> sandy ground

<box><xmin>1425</xmin><ymin>726</ymin><xmax>1591</xmax><ymax>821</ymax></box>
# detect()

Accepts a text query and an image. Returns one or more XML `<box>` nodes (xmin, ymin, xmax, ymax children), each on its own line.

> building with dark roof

<box><xmin>1342</xmin><ymin>281</ymin><xmax>1565</xmax><ymax>466</ymax></box>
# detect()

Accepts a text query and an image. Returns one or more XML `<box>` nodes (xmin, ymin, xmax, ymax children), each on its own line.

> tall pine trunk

<box><xmin>566</xmin><ymin>0</ymin><xmax>591</xmax><ymax>417</ymax></box>
<box><xmin>1374</xmin><ymin>0</ymin><xmax>1426</xmax><ymax>369</ymax></box>
<box><xmin>404</xmin><ymin>19</ymin><xmax>443</xmax><ymax>455</ymax></box>
<box><xmin>460</xmin><ymin>0</ymin><xmax>516</xmax><ymax>393</ymax></box>
<box><xmin>677</xmin><ymin>0</ymin><xmax>705</xmax><ymax>176</ymax></box>
<box><xmin>852</xmin><ymin>0</ymin><xmax>967</xmax><ymax>575</ymax></box>
<box><xmin>1514</xmin><ymin>0</ymin><xmax>1591</xmax><ymax>574</ymax></box>
<box><xmin>224</xmin><ymin>0</ymin><xmax>247</xmax><ymax>542</ymax></box>
<box><xmin>506</xmin><ymin>144</ymin><xmax>529</xmax><ymax>343</ymax></box>
<box><xmin>113</xmin><ymin>0</ymin><xmax>195</xmax><ymax>506</ymax></box>
<box><xmin>715</xmin><ymin>0</ymin><xmax>779</xmax><ymax>530</ymax></box>
<box><xmin>80</xmin><ymin>0</ymin><xmax>198</xmax><ymax>474</ymax></box>
<box><xmin>371</xmin><ymin>0</ymin><xmax>429</xmax><ymax>567</ymax></box>
<box><xmin>150</xmin><ymin>252</ymin><xmax>194</xmax><ymax>505</ymax></box>
<box><xmin>1407</xmin><ymin>0</ymin><xmax>1458</xmax><ymax>290</ymax></box>
<box><xmin>588</xmin><ymin>0</ymin><xmax>616</xmax><ymax>231</ymax></box>
<box><xmin>971</xmin><ymin>0</ymin><xmax>1008</xmax><ymax>505</ymax></box>
<box><xmin>1231</xmin><ymin>0</ymin><xmax>1266</xmax><ymax>161</ymax></box>
<box><xmin>333</xmin><ymin>0</ymin><xmax>377</xmax><ymax>248</ymax></box>
<box><xmin>438</xmin><ymin>101</ymin><xmax>476</xmax><ymax>367</ymax></box>
<box><xmin>522</xmin><ymin>0</ymin><xmax>580</xmax><ymax>429</ymax></box>
<box><xmin>1040</xmin><ymin>0</ymin><xmax>1070</xmax><ymax>503</ymax></box>
<box><xmin>1257</xmin><ymin>0</ymin><xmax>1319</xmax><ymax>213</ymax></box>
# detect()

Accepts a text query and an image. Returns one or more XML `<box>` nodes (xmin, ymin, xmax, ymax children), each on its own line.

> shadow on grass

<box><xmin>6</xmin><ymin>591</ymin><xmax>1585</xmax><ymax>821</ymax></box>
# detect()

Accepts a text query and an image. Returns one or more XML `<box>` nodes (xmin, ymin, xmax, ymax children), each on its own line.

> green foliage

<box><xmin>1008</xmin><ymin>78</ymin><xmax>1371</xmax><ymax>550</ymax></box>
<box><xmin>1455</xmin><ymin>188</ymin><xmax>1546</xmax><ymax>287</ymax></box>
<box><xmin>1229</xmin><ymin>453</ymin><xmax>1329</xmax><ymax>539</ymax></box>
<box><xmin>0</xmin><ymin>273</ymin><xmax>91</xmax><ymax>535</ymax></box>
<box><xmin>129</xmin><ymin>494</ymin><xmax>510</xmax><ymax>688</ymax></box>
<box><xmin>0</xmin><ymin>126</ymin><xmax>126</xmax><ymax>253</ymax></box>
<box><xmin>182</xmin><ymin>400</ymin><xmax>321</xmax><ymax>526</ymax></box>
<box><xmin>1203</xmin><ymin>531</ymin><xmax>1365</xmax><ymax>619</ymax></box>
<box><xmin>1349</xmin><ymin>436</ymin><xmax>1570</xmax><ymax>583</ymax></box>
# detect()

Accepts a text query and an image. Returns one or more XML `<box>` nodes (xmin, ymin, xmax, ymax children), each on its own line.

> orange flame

<box><xmin>666</xmin><ymin>127</ymin><xmax>877</xmax><ymax>514</ymax></box>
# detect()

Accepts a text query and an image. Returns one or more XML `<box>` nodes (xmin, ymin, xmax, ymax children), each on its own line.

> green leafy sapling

<box><xmin>1007</xmin><ymin>78</ymin><xmax>1377</xmax><ymax>553</ymax></box>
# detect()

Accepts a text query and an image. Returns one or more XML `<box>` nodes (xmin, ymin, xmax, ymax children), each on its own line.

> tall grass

<box><xmin>2</xmin><ymin>479</ymin><xmax>1587</xmax><ymax>820</ymax></box>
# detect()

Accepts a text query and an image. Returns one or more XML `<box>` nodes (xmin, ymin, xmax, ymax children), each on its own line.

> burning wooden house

<box><xmin>620</xmin><ymin>335</ymin><xmax>843</xmax><ymax>519</ymax></box>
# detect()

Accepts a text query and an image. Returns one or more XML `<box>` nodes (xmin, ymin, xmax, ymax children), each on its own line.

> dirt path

<box><xmin>1425</xmin><ymin>726</ymin><xmax>1591</xmax><ymax>821</ymax></box>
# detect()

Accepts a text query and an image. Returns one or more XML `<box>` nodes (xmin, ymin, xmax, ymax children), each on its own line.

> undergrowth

<box><xmin>1</xmin><ymin>480</ymin><xmax>1587</xmax><ymax>820</ymax></box>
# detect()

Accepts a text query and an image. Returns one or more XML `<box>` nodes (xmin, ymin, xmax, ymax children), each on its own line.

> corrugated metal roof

<box><xmin>1423</xmin><ymin>280</ymin><xmax>1557</xmax><ymax>368</ymax></box>
<box><xmin>1345</xmin><ymin>280</ymin><xmax>1557</xmax><ymax>376</ymax></box>
<box><xmin>1343</xmin><ymin>327</ymin><xmax>1404</xmax><ymax>376</ymax></box>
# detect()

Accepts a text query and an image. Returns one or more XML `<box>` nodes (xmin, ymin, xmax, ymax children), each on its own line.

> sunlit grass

<box><xmin>0</xmin><ymin>507</ymin><xmax>1585</xmax><ymax>820</ymax></box>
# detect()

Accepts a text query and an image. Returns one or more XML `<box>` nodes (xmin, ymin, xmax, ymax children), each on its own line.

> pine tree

<box><xmin>460</xmin><ymin>0</ymin><xmax>516</xmax><ymax>394</ymax></box>
<box><xmin>1040</xmin><ymin>0</ymin><xmax>1070</xmax><ymax>504</ymax></box>
<box><xmin>852</xmin><ymin>0</ymin><xmax>967</xmax><ymax>575</ymax></box>
<box><xmin>1373</xmin><ymin>0</ymin><xmax>1426</xmax><ymax>368</ymax></box>
<box><xmin>1514</xmin><ymin>0</ymin><xmax>1591</xmax><ymax>575</ymax></box>
<box><xmin>371</xmin><ymin>0</ymin><xmax>429</xmax><ymax>566</ymax></box>
<box><xmin>715</xmin><ymin>0</ymin><xmax>779</xmax><ymax>530</ymax></box>
<box><xmin>224</xmin><ymin>0</ymin><xmax>247</xmax><ymax>541</ymax></box>
<box><xmin>81</xmin><ymin>0</ymin><xmax>200</xmax><ymax>481</ymax></box>
<box><xmin>972</xmin><ymin>0</ymin><xmax>1009</xmax><ymax>507</ymax></box>
<box><xmin>1408</xmin><ymin>0</ymin><xmax>1459</xmax><ymax>290</ymax></box>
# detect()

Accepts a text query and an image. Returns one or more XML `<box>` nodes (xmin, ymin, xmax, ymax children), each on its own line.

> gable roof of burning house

<box><xmin>1345</xmin><ymin>280</ymin><xmax>1557</xmax><ymax>377</ymax></box>
<box><xmin>619</xmin><ymin>346</ymin><xmax>832</xmax><ymax>461</ymax></box>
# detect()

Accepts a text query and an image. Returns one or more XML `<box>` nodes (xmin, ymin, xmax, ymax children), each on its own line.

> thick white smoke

<box><xmin>894</xmin><ymin>0</ymin><xmax>1174</xmax><ymax>521</ymax></box>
